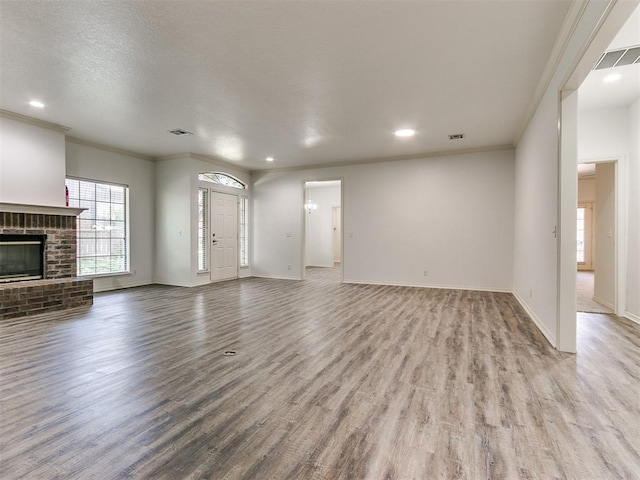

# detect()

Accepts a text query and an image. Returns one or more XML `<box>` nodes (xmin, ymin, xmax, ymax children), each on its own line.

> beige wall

<box><xmin>578</xmin><ymin>177</ymin><xmax>595</xmax><ymax>203</ymax></box>
<box><xmin>593</xmin><ymin>163</ymin><xmax>615</xmax><ymax>308</ymax></box>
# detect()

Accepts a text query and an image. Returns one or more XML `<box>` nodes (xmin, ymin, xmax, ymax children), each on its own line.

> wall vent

<box><xmin>594</xmin><ymin>46</ymin><xmax>640</xmax><ymax>70</ymax></box>
<box><xmin>448</xmin><ymin>133</ymin><xmax>465</xmax><ymax>140</ymax></box>
<box><xmin>168</xmin><ymin>129</ymin><xmax>194</xmax><ymax>136</ymax></box>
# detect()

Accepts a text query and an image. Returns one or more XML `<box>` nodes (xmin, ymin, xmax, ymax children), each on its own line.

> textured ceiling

<box><xmin>0</xmin><ymin>0</ymin><xmax>573</xmax><ymax>170</ymax></box>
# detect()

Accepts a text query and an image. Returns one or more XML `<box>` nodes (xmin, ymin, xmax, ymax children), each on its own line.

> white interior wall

<box><xmin>154</xmin><ymin>155</ymin><xmax>252</xmax><ymax>287</ymax></box>
<box><xmin>578</xmin><ymin>107</ymin><xmax>629</xmax><ymax>159</ymax></box>
<box><xmin>66</xmin><ymin>141</ymin><xmax>155</xmax><ymax>292</ymax></box>
<box><xmin>253</xmin><ymin>149</ymin><xmax>515</xmax><ymax>291</ymax></box>
<box><xmin>305</xmin><ymin>184</ymin><xmax>341</xmax><ymax>268</ymax></box>
<box><xmin>252</xmin><ymin>172</ymin><xmax>304</xmax><ymax>280</ymax></box>
<box><xmin>594</xmin><ymin>162</ymin><xmax>616</xmax><ymax>308</ymax></box>
<box><xmin>626</xmin><ymin>98</ymin><xmax>640</xmax><ymax>321</ymax></box>
<box><xmin>154</xmin><ymin>157</ymin><xmax>193</xmax><ymax>286</ymax></box>
<box><xmin>513</xmin><ymin>92</ymin><xmax>560</xmax><ymax>345</ymax></box>
<box><xmin>513</xmin><ymin>0</ymin><xmax>615</xmax><ymax>351</ymax></box>
<box><xmin>190</xmin><ymin>156</ymin><xmax>252</xmax><ymax>282</ymax></box>
<box><xmin>0</xmin><ymin>116</ymin><xmax>66</xmax><ymax>207</ymax></box>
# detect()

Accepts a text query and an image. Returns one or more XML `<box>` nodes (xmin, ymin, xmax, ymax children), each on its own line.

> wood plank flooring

<box><xmin>1</xmin><ymin>267</ymin><xmax>639</xmax><ymax>479</ymax></box>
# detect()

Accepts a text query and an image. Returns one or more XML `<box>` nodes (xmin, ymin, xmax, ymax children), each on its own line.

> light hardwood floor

<box><xmin>1</xmin><ymin>267</ymin><xmax>639</xmax><ymax>479</ymax></box>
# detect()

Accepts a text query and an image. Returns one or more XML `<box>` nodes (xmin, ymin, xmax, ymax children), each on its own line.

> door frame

<box><xmin>579</xmin><ymin>157</ymin><xmax>626</xmax><ymax>314</ymax></box>
<box><xmin>301</xmin><ymin>178</ymin><xmax>344</xmax><ymax>282</ymax></box>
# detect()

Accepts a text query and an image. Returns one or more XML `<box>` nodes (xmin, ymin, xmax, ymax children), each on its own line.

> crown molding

<box><xmin>189</xmin><ymin>153</ymin><xmax>251</xmax><ymax>173</ymax></box>
<box><xmin>154</xmin><ymin>153</ymin><xmax>191</xmax><ymax>162</ymax></box>
<box><xmin>514</xmin><ymin>0</ymin><xmax>590</xmax><ymax>145</ymax></box>
<box><xmin>250</xmin><ymin>144</ymin><xmax>514</xmax><ymax>174</ymax></box>
<box><xmin>65</xmin><ymin>136</ymin><xmax>154</xmax><ymax>161</ymax></box>
<box><xmin>155</xmin><ymin>152</ymin><xmax>250</xmax><ymax>173</ymax></box>
<box><xmin>0</xmin><ymin>109</ymin><xmax>71</xmax><ymax>133</ymax></box>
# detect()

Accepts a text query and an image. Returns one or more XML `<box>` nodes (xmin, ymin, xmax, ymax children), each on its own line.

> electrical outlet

<box><xmin>287</xmin><ymin>264</ymin><xmax>291</xmax><ymax>270</ymax></box>
<box><xmin>423</xmin><ymin>270</ymin><xmax>428</xmax><ymax>276</ymax></box>
<box><xmin>529</xmin><ymin>289</ymin><xmax>533</xmax><ymax>298</ymax></box>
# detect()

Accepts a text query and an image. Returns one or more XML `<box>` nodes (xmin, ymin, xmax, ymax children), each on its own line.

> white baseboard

<box><xmin>152</xmin><ymin>280</ymin><xmax>195</xmax><ymax>288</ymax></box>
<box><xmin>625</xmin><ymin>311</ymin><xmax>640</xmax><ymax>325</ymax></box>
<box><xmin>250</xmin><ymin>274</ymin><xmax>301</xmax><ymax>281</ymax></box>
<box><xmin>512</xmin><ymin>292</ymin><xmax>557</xmax><ymax>348</ymax></box>
<box><xmin>93</xmin><ymin>280</ymin><xmax>153</xmax><ymax>293</ymax></box>
<box><xmin>342</xmin><ymin>279</ymin><xmax>511</xmax><ymax>293</ymax></box>
<box><xmin>593</xmin><ymin>296</ymin><xmax>614</xmax><ymax>310</ymax></box>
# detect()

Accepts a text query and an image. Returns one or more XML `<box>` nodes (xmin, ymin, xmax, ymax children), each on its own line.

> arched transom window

<box><xmin>198</xmin><ymin>172</ymin><xmax>246</xmax><ymax>190</ymax></box>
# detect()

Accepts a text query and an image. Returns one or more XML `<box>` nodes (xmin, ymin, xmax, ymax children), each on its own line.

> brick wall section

<box><xmin>0</xmin><ymin>212</ymin><xmax>77</xmax><ymax>278</ymax></box>
<box><xmin>0</xmin><ymin>278</ymin><xmax>93</xmax><ymax>320</ymax></box>
<box><xmin>1</xmin><ymin>210</ymin><xmax>93</xmax><ymax>320</ymax></box>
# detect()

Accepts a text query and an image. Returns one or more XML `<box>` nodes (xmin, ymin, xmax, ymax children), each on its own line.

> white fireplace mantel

<box><xmin>0</xmin><ymin>202</ymin><xmax>85</xmax><ymax>216</ymax></box>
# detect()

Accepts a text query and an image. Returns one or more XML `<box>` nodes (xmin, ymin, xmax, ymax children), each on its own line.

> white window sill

<box><xmin>77</xmin><ymin>271</ymin><xmax>132</xmax><ymax>279</ymax></box>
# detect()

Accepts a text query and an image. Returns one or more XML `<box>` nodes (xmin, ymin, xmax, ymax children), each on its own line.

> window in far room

<box><xmin>66</xmin><ymin>177</ymin><xmax>129</xmax><ymax>276</ymax></box>
<box><xmin>577</xmin><ymin>206</ymin><xmax>586</xmax><ymax>263</ymax></box>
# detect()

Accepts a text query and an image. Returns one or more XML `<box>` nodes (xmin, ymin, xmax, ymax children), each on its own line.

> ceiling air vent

<box><xmin>594</xmin><ymin>46</ymin><xmax>640</xmax><ymax>70</ymax></box>
<box><xmin>448</xmin><ymin>133</ymin><xmax>465</xmax><ymax>140</ymax></box>
<box><xmin>168</xmin><ymin>128</ymin><xmax>194</xmax><ymax>136</ymax></box>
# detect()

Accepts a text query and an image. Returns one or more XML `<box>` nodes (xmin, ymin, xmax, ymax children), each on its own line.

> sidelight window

<box><xmin>198</xmin><ymin>188</ymin><xmax>208</xmax><ymax>272</ymax></box>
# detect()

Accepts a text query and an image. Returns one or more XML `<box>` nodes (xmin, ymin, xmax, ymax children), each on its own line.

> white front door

<box><xmin>211</xmin><ymin>191</ymin><xmax>238</xmax><ymax>281</ymax></box>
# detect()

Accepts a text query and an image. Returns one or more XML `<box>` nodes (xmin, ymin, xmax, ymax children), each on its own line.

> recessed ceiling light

<box><xmin>266</xmin><ymin>157</ymin><xmax>274</xmax><ymax>162</ymax></box>
<box><xmin>395</xmin><ymin>129</ymin><xmax>416</xmax><ymax>137</ymax></box>
<box><xmin>603</xmin><ymin>73</ymin><xmax>622</xmax><ymax>83</ymax></box>
<box><xmin>29</xmin><ymin>100</ymin><xmax>45</xmax><ymax>108</ymax></box>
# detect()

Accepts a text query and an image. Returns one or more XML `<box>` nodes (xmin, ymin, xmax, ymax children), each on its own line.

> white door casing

<box><xmin>211</xmin><ymin>191</ymin><xmax>238</xmax><ymax>281</ymax></box>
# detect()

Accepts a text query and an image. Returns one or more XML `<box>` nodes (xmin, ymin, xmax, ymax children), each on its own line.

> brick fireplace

<box><xmin>0</xmin><ymin>203</ymin><xmax>93</xmax><ymax>320</ymax></box>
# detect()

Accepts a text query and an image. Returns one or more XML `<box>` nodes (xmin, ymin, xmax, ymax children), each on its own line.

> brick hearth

<box><xmin>0</xmin><ymin>207</ymin><xmax>93</xmax><ymax>319</ymax></box>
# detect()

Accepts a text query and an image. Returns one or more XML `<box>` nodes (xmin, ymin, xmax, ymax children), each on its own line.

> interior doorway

<box><xmin>576</xmin><ymin>160</ymin><xmax>619</xmax><ymax>315</ymax></box>
<box><xmin>303</xmin><ymin>179</ymin><xmax>343</xmax><ymax>283</ymax></box>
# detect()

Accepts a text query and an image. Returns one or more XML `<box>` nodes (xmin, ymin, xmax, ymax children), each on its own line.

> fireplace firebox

<box><xmin>0</xmin><ymin>234</ymin><xmax>47</xmax><ymax>283</ymax></box>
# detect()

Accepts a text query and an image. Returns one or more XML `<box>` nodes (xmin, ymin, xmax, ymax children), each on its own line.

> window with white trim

<box><xmin>198</xmin><ymin>172</ymin><xmax>246</xmax><ymax>189</ymax></box>
<box><xmin>198</xmin><ymin>188</ymin><xmax>208</xmax><ymax>271</ymax></box>
<box><xmin>65</xmin><ymin>177</ymin><xmax>129</xmax><ymax>276</ymax></box>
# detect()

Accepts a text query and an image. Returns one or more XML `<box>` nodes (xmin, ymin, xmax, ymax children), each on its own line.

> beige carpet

<box><xmin>577</xmin><ymin>271</ymin><xmax>613</xmax><ymax>314</ymax></box>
